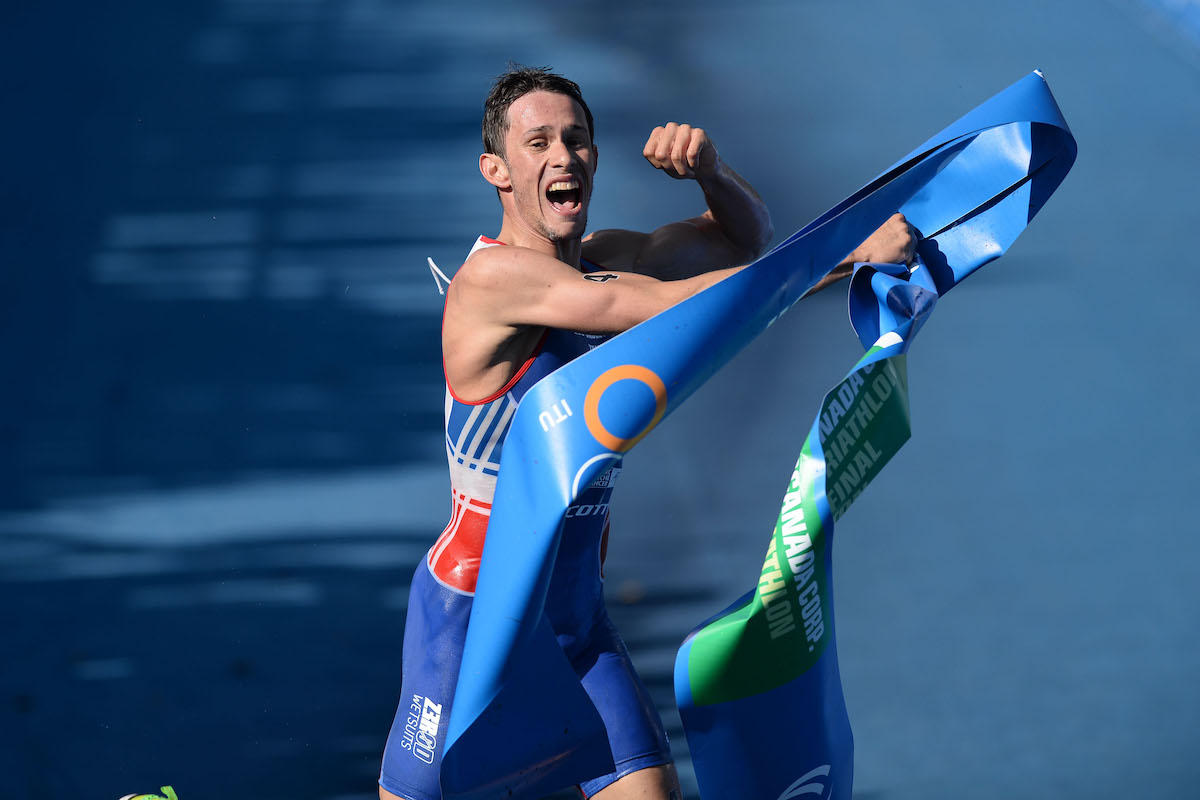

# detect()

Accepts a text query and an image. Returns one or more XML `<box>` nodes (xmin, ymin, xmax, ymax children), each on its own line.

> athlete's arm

<box><xmin>584</xmin><ymin>123</ymin><xmax>773</xmax><ymax>279</ymax></box>
<box><xmin>585</xmin><ymin>125</ymin><xmax>917</xmax><ymax>295</ymax></box>
<box><xmin>443</xmin><ymin>244</ymin><xmax>743</xmax><ymax>399</ymax></box>
<box><xmin>451</xmin><ymin>244</ymin><xmax>741</xmax><ymax>335</ymax></box>
<box><xmin>802</xmin><ymin>213</ymin><xmax>918</xmax><ymax>297</ymax></box>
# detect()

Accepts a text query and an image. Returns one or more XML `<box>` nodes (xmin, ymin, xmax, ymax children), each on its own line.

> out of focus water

<box><xmin>2</xmin><ymin>1</ymin><xmax>1199</xmax><ymax>798</ymax></box>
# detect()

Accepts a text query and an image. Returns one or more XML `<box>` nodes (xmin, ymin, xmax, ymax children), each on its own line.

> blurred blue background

<box><xmin>2</xmin><ymin>0</ymin><xmax>1198</xmax><ymax>798</ymax></box>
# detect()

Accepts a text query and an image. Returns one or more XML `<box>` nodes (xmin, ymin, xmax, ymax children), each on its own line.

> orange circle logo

<box><xmin>583</xmin><ymin>365</ymin><xmax>668</xmax><ymax>453</ymax></box>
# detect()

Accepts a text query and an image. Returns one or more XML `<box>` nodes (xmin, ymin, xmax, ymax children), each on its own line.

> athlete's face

<box><xmin>495</xmin><ymin>91</ymin><xmax>596</xmax><ymax>243</ymax></box>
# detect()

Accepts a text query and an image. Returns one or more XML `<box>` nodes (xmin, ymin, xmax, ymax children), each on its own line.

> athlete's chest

<box><xmin>518</xmin><ymin>327</ymin><xmax>610</xmax><ymax>390</ymax></box>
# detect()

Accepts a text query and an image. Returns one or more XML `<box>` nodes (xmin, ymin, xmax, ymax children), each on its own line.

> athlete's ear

<box><xmin>591</xmin><ymin>144</ymin><xmax>599</xmax><ymax>174</ymax></box>
<box><xmin>480</xmin><ymin>152</ymin><xmax>511</xmax><ymax>190</ymax></box>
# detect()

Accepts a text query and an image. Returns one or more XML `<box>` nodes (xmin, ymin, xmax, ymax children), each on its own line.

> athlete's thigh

<box><xmin>574</xmin><ymin>614</ymin><xmax>673</xmax><ymax>798</ymax></box>
<box><xmin>379</xmin><ymin>562</ymin><xmax>471</xmax><ymax>800</ymax></box>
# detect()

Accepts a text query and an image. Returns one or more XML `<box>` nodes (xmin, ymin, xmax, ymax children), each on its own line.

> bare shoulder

<box><xmin>443</xmin><ymin>247</ymin><xmax>548</xmax><ymax>402</ymax></box>
<box><xmin>445</xmin><ymin>246</ymin><xmax>513</xmax><ymax>333</ymax></box>
<box><xmin>447</xmin><ymin>243</ymin><xmax>584</xmax><ymax>329</ymax></box>
<box><xmin>582</xmin><ymin>229</ymin><xmax>649</xmax><ymax>270</ymax></box>
<box><xmin>449</xmin><ymin>244</ymin><xmax>545</xmax><ymax>307</ymax></box>
<box><xmin>452</xmin><ymin>243</ymin><xmax>524</xmax><ymax>290</ymax></box>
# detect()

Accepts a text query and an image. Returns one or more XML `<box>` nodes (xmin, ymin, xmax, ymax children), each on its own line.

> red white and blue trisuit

<box><xmin>380</xmin><ymin>237</ymin><xmax>672</xmax><ymax>800</ymax></box>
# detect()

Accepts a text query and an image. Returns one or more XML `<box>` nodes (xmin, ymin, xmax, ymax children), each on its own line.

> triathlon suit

<box><xmin>380</xmin><ymin>236</ymin><xmax>671</xmax><ymax>800</ymax></box>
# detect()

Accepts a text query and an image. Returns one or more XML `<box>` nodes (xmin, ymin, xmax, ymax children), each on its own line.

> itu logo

<box><xmin>583</xmin><ymin>364</ymin><xmax>667</xmax><ymax>453</ymax></box>
<box><xmin>776</xmin><ymin>765</ymin><xmax>831</xmax><ymax>799</ymax></box>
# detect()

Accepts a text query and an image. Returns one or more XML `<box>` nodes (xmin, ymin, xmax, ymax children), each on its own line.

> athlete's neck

<box><xmin>494</xmin><ymin>216</ymin><xmax>583</xmax><ymax>269</ymax></box>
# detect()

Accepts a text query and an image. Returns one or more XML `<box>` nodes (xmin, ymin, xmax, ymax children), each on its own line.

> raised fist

<box><xmin>643</xmin><ymin>123</ymin><xmax>719</xmax><ymax>180</ymax></box>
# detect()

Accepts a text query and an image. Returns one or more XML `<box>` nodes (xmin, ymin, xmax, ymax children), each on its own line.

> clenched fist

<box><xmin>852</xmin><ymin>213</ymin><xmax>917</xmax><ymax>266</ymax></box>
<box><xmin>643</xmin><ymin>123</ymin><xmax>720</xmax><ymax>180</ymax></box>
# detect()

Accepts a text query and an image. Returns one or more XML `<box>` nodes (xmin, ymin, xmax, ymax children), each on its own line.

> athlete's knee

<box><xmin>589</xmin><ymin>762</ymin><xmax>680</xmax><ymax>799</ymax></box>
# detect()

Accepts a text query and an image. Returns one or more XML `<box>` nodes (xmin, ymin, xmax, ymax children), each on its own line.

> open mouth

<box><xmin>546</xmin><ymin>178</ymin><xmax>582</xmax><ymax>214</ymax></box>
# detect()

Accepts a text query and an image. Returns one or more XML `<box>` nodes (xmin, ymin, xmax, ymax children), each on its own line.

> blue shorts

<box><xmin>380</xmin><ymin>561</ymin><xmax>672</xmax><ymax>799</ymax></box>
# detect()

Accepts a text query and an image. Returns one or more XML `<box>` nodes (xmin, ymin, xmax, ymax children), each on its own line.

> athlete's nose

<box><xmin>547</xmin><ymin>136</ymin><xmax>573</xmax><ymax>168</ymax></box>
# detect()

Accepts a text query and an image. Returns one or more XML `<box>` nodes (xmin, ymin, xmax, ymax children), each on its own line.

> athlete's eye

<box><xmin>528</xmin><ymin>139</ymin><xmax>547</xmax><ymax>149</ymax></box>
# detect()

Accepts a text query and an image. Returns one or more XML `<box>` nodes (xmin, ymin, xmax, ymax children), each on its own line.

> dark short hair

<box><xmin>482</xmin><ymin>64</ymin><xmax>594</xmax><ymax>158</ymax></box>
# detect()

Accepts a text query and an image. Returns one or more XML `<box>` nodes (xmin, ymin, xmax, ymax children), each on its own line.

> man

<box><xmin>380</xmin><ymin>66</ymin><xmax>913</xmax><ymax>800</ymax></box>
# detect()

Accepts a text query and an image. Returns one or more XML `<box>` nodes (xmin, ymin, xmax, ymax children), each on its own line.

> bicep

<box><xmin>530</xmin><ymin>271</ymin><xmax>675</xmax><ymax>333</ymax></box>
<box><xmin>459</xmin><ymin>247</ymin><xmax>679</xmax><ymax>335</ymax></box>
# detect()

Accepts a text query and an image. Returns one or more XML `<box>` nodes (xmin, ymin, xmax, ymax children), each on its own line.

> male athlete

<box><xmin>379</xmin><ymin>66</ymin><xmax>914</xmax><ymax>800</ymax></box>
